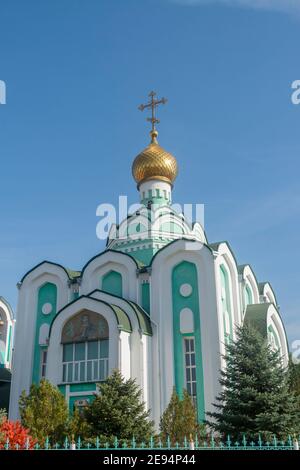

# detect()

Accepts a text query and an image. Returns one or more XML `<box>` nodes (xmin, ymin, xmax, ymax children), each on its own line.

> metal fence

<box><xmin>2</xmin><ymin>434</ymin><xmax>300</xmax><ymax>450</ymax></box>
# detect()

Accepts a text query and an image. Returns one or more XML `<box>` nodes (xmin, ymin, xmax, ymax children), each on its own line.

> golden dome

<box><xmin>132</xmin><ymin>131</ymin><xmax>178</xmax><ymax>188</ymax></box>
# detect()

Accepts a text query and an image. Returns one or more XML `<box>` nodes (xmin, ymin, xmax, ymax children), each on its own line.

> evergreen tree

<box><xmin>84</xmin><ymin>370</ymin><xmax>155</xmax><ymax>444</ymax></box>
<box><xmin>289</xmin><ymin>357</ymin><xmax>300</xmax><ymax>397</ymax></box>
<box><xmin>207</xmin><ymin>324</ymin><xmax>300</xmax><ymax>441</ymax></box>
<box><xmin>19</xmin><ymin>379</ymin><xmax>69</xmax><ymax>443</ymax></box>
<box><xmin>160</xmin><ymin>388</ymin><xmax>198</xmax><ymax>445</ymax></box>
<box><xmin>289</xmin><ymin>357</ymin><xmax>300</xmax><ymax>432</ymax></box>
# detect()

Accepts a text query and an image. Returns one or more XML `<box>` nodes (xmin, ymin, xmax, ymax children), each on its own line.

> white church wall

<box><xmin>9</xmin><ymin>264</ymin><xmax>69</xmax><ymax>420</ymax></box>
<box><xmin>242</xmin><ymin>265</ymin><xmax>260</xmax><ymax>305</ymax></box>
<box><xmin>267</xmin><ymin>305</ymin><xmax>289</xmax><ymax>367</ymax></box>
<box><xmin>261</xmin><ymin>282</ymin><xmax>277</xmax><ymax>305</ymax></box>
<box><xmin>151</xmin><ymin>240</ymin><xmax>220</xmax><ymax>422</ymax></box>
<box><xmin>119</xmin><ymin>331</ymin><xmax>131</xmax><ymax>380</ymax></box>
<box><xmin>214</xmin><ymin>243</ymin><xmax>242</xmax><ymax>331</ymax></box>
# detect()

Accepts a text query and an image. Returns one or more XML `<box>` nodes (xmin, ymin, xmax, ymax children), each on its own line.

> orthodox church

<box><xmin>9</xmin><ymin>93</ymin><xmax>288</xmax><ymax>426</ymax></box>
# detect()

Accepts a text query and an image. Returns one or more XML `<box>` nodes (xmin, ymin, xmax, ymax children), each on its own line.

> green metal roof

<box><xmin>87</xmin><ymin>290</ymin><xmax>152</xmax><ymax>336</ymax></box>
<box><xmin>111</xmin><ymin>304</ymin><xmax>132</xmax><ymax>333</ymax></box>
<box><xmin>65</xmin><ymin>269</ymin><xmax>81</xmax><ymax>280</ymax></box>
<box><xmin>128</xmin><ymin>301</ymin><xmax>152</xmax><ymax>336</ymax></box>
<box><xmin>244</xmin><ymin>303</ymin><xmax>271</xmax><ymax>338</ymax></box>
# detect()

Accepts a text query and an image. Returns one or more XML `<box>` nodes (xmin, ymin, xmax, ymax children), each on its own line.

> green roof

<box><xmin>111</xmin><ymin>304</ymin><xmax>132</xmax><ymax>333</ymax></box>
<box><xmin>87</xmin><ymin>289</ymin><xmax>152</xmax><ymax>336</ymax></box>
<box><xmin>128</xmin><ymin>301</ymin><xmax>152</xmax><ymax>336</ymax></box>
<box><xmin>244</xmin><ymin>303</ymin><xmax>271</xmax><ymax>338</ymax></box>
<box><xmin>65</xmin><ymin>269</ymin><xmax>81</xmax><ymax>280</ymax></box>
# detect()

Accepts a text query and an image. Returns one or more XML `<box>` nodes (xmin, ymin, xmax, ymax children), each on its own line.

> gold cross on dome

<box><xmin>138</xmin><ymin>91</ymin><xmax>168</xmax><ymax>134</ymax></box>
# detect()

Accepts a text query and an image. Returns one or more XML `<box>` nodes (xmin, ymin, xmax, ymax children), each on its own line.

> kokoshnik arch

<box><xmin>9</xmin><ymin>93</ymin><xmax>288</xmax><ymax>426</ymax></box>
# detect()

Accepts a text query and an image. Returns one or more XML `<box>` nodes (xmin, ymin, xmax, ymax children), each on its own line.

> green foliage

<box><xmin>160</xmin><ymin>388</ymin><xmax>199</xmax><ymax>445</ymax></box>
<box><xmin>19</xmin><ymin>379</ymin><xmax>69</xmax><ymax>443</ymax></box>
<box><xmin>207</xmin><ymin>324</ymin><xmax>300</xmax><ymax>440</ymax></box>
<box><xmin>289</xmin><ymin>356</ymin><xmax>300</xmax><ymax>396</ymax></box>
<box><xmin>84</xmin><ymin>369</ymin><xmax>155</xmax><ymax>445</ymax></box>
<box><xmin>0</xmin><ymin>409</ymin><xmax>7</xmax><ymax>425</ymax></box>
<box><xmin>68</xmin><ymin>408</ymin><xmax>91</xmax><ymax>441</ymax></box>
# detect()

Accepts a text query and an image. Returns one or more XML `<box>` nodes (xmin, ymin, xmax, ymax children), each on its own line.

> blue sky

<box><xmin>0</xmin><ymin>0</ymin><xmax>299</xmax><ymax>344</ymax></box>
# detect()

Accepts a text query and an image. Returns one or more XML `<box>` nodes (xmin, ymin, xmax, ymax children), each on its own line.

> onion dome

<box><xmin>132</xmin><ymin>130</ymin><xmax>178</xmax><ymax>188</ymax></box>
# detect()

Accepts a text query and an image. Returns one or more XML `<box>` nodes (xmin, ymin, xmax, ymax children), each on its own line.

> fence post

<box><xmin>70</xmin><ymin>440</ymin><xmax>76</xmax><ymax>450</ymax></box>
<box><xmin>189</xmin><ymin>434</ymin><xmax>195</xmax><ymax>450</ymax></box>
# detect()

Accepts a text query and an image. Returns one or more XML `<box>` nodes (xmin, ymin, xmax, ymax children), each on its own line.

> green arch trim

<box><xmin>32</xmin><ymin>282</ymin><xmax>57</xmax><ymax>384</ymax></box>
<box><xmin>172</xmin><ymin>260</ymin><xmax>205</xmax><ymax>421</ymax></box>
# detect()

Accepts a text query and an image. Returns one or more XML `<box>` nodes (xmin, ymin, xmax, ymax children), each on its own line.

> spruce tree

<box><xmin>160</xmin><ymin>388</ymin><xmax>198</xmax><ymax>445</ymax></box>
<box><xmin>84</xmin><ymin>369</ymin><xmax>155</xmax><ymax>444</ymax></box>
<box><xmin>19</xmin><ymin>379</ymin><xmax>69</xmax><ymax>443</ymax></box>
<box><xmin>207</xmin><ymin>324</ymin><xmax>299</xmax><ymax>441</ymax></box>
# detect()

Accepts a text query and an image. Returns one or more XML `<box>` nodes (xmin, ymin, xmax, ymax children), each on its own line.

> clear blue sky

<box><xmin>0</xmin><ymin>0</ymin><xmax>299</xmax><ymax>344</ymax></box>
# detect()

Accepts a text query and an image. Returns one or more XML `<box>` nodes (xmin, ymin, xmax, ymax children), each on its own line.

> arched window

<box><xmin>244</xmin><ymin>284</ymin><xmax>253</xmax><ymax>309</ymax></box>
<box><xmin>102</xmin><ymin>271</ymin><xmax>123</xmax><ymax>297</ymax></box>
<box><xmin>61</xmin><ymin>311</ymin><xmax>109</xmax><ymax>384</ymax></box>
<box><xmin>220</xmin><ymin>265</ymin><xmax>233</xmax><ymax>344</ymax></box>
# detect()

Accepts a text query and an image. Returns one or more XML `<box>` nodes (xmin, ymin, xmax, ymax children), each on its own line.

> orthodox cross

<box><xmin>138</xmin><ymin>91</ymin><xmax>168</xmax><ymax>133</ymax></box>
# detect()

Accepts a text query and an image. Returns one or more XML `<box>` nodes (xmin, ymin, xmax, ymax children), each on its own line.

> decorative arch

<box><xmin>61</xmin><ymin>310</ymin><xmax>109</xmax><ymax>344</ymax></box>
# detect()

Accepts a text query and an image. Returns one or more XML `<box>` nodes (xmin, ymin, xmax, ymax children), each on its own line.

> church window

<box><xmin>220</xmin><ymin>265</ymin><xmax>233</xmax><ymax>344</ymax></box>
<box><xmin>244</xmin><ymin>284</ymin><xmax>253</xmax><ymax>309</ymax></box>
<box><xmin>184</xmin><ymin>337</ymin><xmax>197</xmax><ymax>407</ymax></box>
<box><xmin>156</xmin><ymin>189</ymin><xmax>160</xmax><ymax>198</ymax></box>
<box><xmin>40</xmin><ymin>349</ymin><xmax>47</xmax><ymax>378</ymax></box>
<box><xmin>61</xmin><ymin>311</ymin><xmax>109</xmax><ymax>384</ymax></box>
<box><xmin>102</xmin><ymin>270</ymin><xmax>123</xmax><ymax>297</ymax></box>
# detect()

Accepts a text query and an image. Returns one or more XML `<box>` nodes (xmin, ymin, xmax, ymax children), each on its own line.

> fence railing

<box><xmin>2</xmin><ymin>434</ymin><xmax>300</xmax><ymax>451</ymax></box>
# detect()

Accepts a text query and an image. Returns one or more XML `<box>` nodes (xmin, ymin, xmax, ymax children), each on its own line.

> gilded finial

<box><xmin>138</xmin><ymin>91</ymin><xmax>167</xmax><ymax>143</ymax></box>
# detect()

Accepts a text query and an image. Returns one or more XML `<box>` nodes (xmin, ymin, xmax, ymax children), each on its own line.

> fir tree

<box><xmin>19</xmin><ymin>379</ymin><xmax>69</xmax><ymax>443</ymax></box>
<box><xmin>207</xmin><ymin>324</ymin><xmax>299</xmax><ymax>441</ymax></box>
<box><xmin>289</xmin><ymin>357</ymin><xmax>300</xmax><ymax>397</ymax></box>
<box><xmin>160</xmin><ymin>388</ymin><xmax>198</xmax><ymax>445</ymax></box>
<box><xmin>84</xmin><ymin>369</ymin><xmax>155</xmax><ymax>444</ymax></box>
